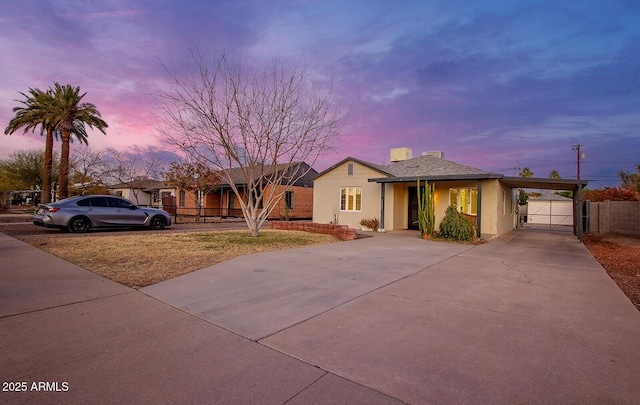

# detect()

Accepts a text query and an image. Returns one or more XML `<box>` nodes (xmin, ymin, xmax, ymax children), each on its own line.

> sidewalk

<box><xmin>2</xmin><ymin>229</ymin><xmax>640</xmax><ymax>404</ymax></box>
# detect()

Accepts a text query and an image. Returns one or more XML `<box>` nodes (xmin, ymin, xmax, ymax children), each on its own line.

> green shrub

<box><xmin>439</xmin><ymin>206</ymin><xmax>475</xmax><ymax>242</ymax></box>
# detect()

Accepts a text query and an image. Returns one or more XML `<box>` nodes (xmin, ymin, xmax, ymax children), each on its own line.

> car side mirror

<box><xmin>128</xmin><ymin>204</ymin><xmax>138</xmax><ymax>210</ymax></box>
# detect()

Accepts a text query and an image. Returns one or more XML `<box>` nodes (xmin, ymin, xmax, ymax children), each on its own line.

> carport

<box><xmin>499</xmin><ymin>177</ymin><xmax>589</xmax><ymax>241</ymax></box>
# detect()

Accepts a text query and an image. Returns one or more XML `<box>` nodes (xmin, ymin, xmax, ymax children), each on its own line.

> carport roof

<box><xmin>500</xmin><ymin>176</ymin><xmax>588</xmax><ymax>191</ymax></box>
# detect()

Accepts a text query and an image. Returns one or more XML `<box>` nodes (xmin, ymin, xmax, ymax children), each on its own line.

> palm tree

<box><xmin>548</xmin><ymin>169</ymin><xmax>561</xmax><ymax>179</ymax></box>
<box><xmin>51</xmin><ymin>83</ymin><xmax>108</xmax><ymax>199</ymax></box>
<box><xmin>519</xmin><ymin>167</ymin><xmax>534</xmax><ymax>178</ymax></box>
<box><xmin>4</xmin><ymin>88</ymin><xmax>57</xmax><ymax>203</ymax></box>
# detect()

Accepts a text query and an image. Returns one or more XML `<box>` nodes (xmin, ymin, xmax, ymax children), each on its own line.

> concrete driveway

<box><xmin>2</xmin><ymin>228</ymin><xmax>640</xmax><ymax>404</ymax></box>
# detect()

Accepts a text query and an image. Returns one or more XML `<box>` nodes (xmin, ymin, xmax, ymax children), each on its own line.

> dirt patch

<box><xmin>584</xmin><ymin>234</ymin><xmax>640</xmax><ymax>311</ymax></box>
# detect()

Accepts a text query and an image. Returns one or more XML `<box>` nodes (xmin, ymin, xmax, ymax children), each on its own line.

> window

<box><xmin>340</xmin><ymin>187</ymin><xmax>362</xmax><ymax>211</ymax></box>
<box><xmin>179</xmin><ymin>190</ymin><xmax>186</xmax><ymax>207</ymax></box>
<box><xmin>108</xmin><ymin>197</ymin><xmax>131</xmax><ymax>208</ymax></box>
<box><xmin>285</xmin><ymin>191</ymin><xmax>294</xmax><ymax>210</ymax></box>
<box><xmin>89</xmin><ymin>196</ymin><xmax>110</xmax><ymax>207</ymax></box>
<box><xmin>449</xmin><ymin>188</ymin><xmax>477</xmax><ymax>215</ymax></box>
<box><xmin>152</xmin><ymin>191</ymin><xmax>160</xmax><ymax>204</ymax></box>
<box><xmin>347</xmin><ymin>163</ymin><xmax>354</xmax><ymax>176</ymax></box>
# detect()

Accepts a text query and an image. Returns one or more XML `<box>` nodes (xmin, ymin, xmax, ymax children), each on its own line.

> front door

<box><xmin>408</xmin><ymin>186</ymin><xmax>419</xmax><ymax>230</ymax></box>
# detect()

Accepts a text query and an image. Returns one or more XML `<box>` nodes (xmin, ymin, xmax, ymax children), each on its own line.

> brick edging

<box><xmin>269</xmin><ymin>221</ymin><xmax>357</xmax><ymax>241</ymax></box>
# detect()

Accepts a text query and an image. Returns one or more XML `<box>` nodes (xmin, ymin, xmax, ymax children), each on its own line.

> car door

<box><xmin>77</xmin><ymin>196</ymin><xmax>115</xmax><ymax>226</ymax></box>
<box><xmin>108</xmin><ymin>197</ymin><xmax>149</xmax><ymax>225</ymax></box>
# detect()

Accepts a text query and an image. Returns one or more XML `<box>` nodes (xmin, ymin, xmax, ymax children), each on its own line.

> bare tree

<box><xmin>163</xmin><ymin>161</ymin><xmax>220</xmax><ymax>220</ymax></box>
<box><xmin>70</xmin><ymin>147</ymin><xmax>112</xmax><ymax>195</ymax></box>
<box><xmin>105</xmin><ymin>148</ymin><xmax>166</xmax><ymax>205</ymax></box>
<box><xmin>154</xmin><ymin>48</ymin><xmax>347</xmax><ymax>236</ymax></box>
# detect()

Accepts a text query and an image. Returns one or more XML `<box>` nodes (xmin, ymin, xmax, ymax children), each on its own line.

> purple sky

<box><xmin>1</xmin><ymin>0</ymin><xmax>638</xmax><ymax>187</ymax></box>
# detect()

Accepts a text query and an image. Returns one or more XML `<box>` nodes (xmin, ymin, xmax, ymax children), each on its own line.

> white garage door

<box><xmin>528</xmin><ymin>201</ymin><xmax>573</xmax><ymax>226</ymax></box>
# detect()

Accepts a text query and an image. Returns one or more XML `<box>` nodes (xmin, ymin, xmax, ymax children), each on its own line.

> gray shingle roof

<box><xmin>219</xmin><ymin>162</ymin><xmax>316</xmax><ymax>187</ymax></box>
<box><xmin>380</xmin><ymin>155</ymin><xmax>492</xmax><ymax>177</ymax></box>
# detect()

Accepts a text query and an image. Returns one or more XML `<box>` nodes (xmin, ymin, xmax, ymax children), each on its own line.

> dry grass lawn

<box><xmin>25</xmin><ymin>230</ymin><xmax>340</xmax><ymax>289</ymax></box>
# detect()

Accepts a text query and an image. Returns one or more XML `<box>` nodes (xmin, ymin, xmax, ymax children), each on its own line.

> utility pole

<box><xmin>572</xmin><ymin>144</ymin><xmax>584</xmax><ymax>179</ymax></box>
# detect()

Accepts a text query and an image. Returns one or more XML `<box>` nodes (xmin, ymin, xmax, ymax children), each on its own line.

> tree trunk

<box><xmin>250</xmin><ymin>223</ymin><xmax>260</xmax><ymax>237</ymax></box>
<box><xmin>58</xmin><ymin>131</ymin><xmax>70</xmax><ymax>200</ymax></box>
<box><xmin>41</xmin><ymin>129</ymin><xmax>53</xmax><ymax>203</ymax></box>
<box><xmin>245</xmin><ymin>212</ymin><xmax>260</xmax><ymax>237</ymax></box>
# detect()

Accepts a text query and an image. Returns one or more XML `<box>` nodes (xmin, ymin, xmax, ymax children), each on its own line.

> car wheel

<box><xmin>150</xmin><ymin>215</ymin><xmax>166</xmax><ymax>230</ymax></box>
<box><xmin>68</xmin><ymin>216</ymin><xmax>91</xmax><ymax>233</ymax></box>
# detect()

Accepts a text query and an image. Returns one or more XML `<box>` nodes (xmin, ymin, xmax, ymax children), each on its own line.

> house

<box><xmin>109</xmin><ymin>179</ymin><xmax>176</xmax><ymax>208</ymax></box>
<box><xmin>176</xmin><ymin>162</ymin><xmax>316</xmax><ymax>220</ymax></box>
<box><xmin>313</xmin><ymin>148</ymin><xmax>588</xmax><ymax>240</ymax></box>
<box><xmin>527</xmin><ymin>192</ymin><xmax>574</xmax><ymax>226</ymax></box>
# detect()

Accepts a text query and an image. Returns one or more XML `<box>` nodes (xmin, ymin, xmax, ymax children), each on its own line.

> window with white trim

<box><xmin>449</xmin><ymin>188</ymin><xmax>477</xmax><ymax>215</ymax></box>
<box><xmin>340</xmin><ymin>187</ymin><xmax>362</xmax><ymax>211</ymax></box>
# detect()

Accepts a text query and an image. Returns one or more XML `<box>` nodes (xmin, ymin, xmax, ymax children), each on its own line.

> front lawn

<box><xmin>25</xmin><ymin>230</ymin><xmax>340</xmax><ymax>289</ymax></box>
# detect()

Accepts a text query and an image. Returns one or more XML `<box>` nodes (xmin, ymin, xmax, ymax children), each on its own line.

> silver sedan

<box><xmin>33</xmin><ymin>195</ymin><xmax>172</xmax><ymax>233</ymax></box>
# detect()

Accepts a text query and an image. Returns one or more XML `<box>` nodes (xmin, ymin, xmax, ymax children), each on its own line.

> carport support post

<box><xmin>476</xmin><ymin>181</ymin><xmax>482</xmax><ymax>239</ymax></box>
<box><xmin>573</xmin><ymin>184</ymin><xmax>584</xmax><ymax>242</ymax></box>
<box><xmin>379</xmin><ymin>183</ymin><xmax>385</xmax><ymax>230</ymax></box>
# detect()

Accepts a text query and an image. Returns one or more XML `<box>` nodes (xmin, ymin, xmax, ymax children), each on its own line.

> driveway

<box><xmin>2</xmin><ymin>228</ymin><xmax>640</xmax><ymax>404</ymax></box>
<box><xmin>143</xmin><ymin>229</ymin><xmax>640</xmax><ymax>404</ymax></box>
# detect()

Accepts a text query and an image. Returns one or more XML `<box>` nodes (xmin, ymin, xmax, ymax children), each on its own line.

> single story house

<box><xmin>313</xmin><ymin>148</ymin><xmax>588</xmax><ymax>240</ymax></box>
<box><xmin>109</xmin><ymin>179</ymin><xmax>176</xmax><ymax>208</ymax></box>
<box><xmin>176</xmin><ymin>162</ymin><xmax>316</xmax><ymax>220</ymax></box>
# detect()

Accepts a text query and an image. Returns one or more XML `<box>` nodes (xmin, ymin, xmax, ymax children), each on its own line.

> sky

<box><xmin>1</xmin><ymin>0</ymin><xmax>638</xmax><ymax>187</ymax></box>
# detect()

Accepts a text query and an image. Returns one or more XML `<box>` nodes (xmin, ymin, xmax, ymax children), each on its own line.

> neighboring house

<box><xmin>527</xmin><ymin>192</ymin><xmax>574</xmax><ymax>226</ymax></box>
<box><xmin>313</xmin><ymin>148</ymin><xmax>588</xmax><ymax>240</ymax></box>
<box><xmin>109</xmin><ymin>179</ymin><xmax>176</xmax><ymax>208</ymax></box>
<box><xmin>176</xmin><ymin>162</ymin><xmax>316</xmax><ymax>220</ymax></box>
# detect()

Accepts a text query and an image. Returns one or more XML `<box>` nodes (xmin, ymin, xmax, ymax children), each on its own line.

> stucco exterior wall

<box><xmin>110</xmin><ymin>188</ymin><xmax>151</xmax><ymax>206</ymax></box>
<box><xmin>312</xmin><ymin>161</ymin><xmax>388</xmax><ymax>229</ymax></box>
<box><xmin>391</xmin><ymin>183</ymin><xmax>407</xmax><ymax>230</ymax></box>
<box><xmin>481</xmin><ymin>180</ymin><xmax>517</xmax><ymax>236</ymax></box>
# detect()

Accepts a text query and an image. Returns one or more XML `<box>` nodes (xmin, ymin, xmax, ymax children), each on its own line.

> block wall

<box><xmin>589</xmin><ymin>201</ymin><xmax>640</xmax><ymax>236</ymax></box>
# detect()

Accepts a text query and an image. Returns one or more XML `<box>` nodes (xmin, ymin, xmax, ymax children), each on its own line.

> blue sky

<box><xmin>1</xmin><ymin>0</ymin><xmax>638</xmax><ymax>186</ymax></box>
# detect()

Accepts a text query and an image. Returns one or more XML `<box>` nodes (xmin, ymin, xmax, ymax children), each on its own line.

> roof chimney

<box><xmin>390</xmin><ymin>147</ymin><xmax>413</xmax><ymax>162</ymax></box>
<box><xmin>422</xmin><ymin>151</ymin><xmax>444</xmax><ymax>158</ymax></box>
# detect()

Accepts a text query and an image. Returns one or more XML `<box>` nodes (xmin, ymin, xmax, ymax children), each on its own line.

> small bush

<box><xmin>360</xmin><ymin>217</ymin><xmax>379</xmax><ymax>230</ymax></box>
<box><xmin>439</xmin><ymin>206</ymin><xmax>475</xmax><ymax>242</ymax></box>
